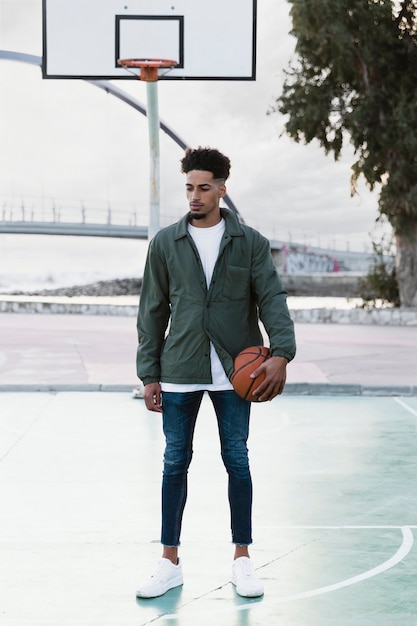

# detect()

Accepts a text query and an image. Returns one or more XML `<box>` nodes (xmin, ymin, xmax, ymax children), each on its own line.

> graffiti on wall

<box><xmin>281</xmin><ymin>244</ymin><xmax>342</xmax><ymax>274</ymax></box>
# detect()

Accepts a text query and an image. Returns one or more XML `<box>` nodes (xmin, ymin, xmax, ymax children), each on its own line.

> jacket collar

<box><xmin>173</xmin><ymin>207</ymin><xmax>243</xmax><ymax>240</ymax></box>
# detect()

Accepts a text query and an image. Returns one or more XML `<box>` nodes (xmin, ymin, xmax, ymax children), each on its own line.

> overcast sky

<box><xmin>0</xmin><ymin>0</ymin><xmax>386</xmax><ymax>251</ymax></box>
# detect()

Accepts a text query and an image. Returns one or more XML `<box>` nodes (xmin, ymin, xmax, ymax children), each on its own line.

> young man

<box><xmin>136</xmin><ymin>147</ymin><xmax>296</xmax><ymax>598</ymax></box>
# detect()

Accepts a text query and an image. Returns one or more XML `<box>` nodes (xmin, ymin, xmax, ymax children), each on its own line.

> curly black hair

<box><xmin>180</xmin><ymin>147</ymin><xmax>231</xmax><ymax>180</ymax></box>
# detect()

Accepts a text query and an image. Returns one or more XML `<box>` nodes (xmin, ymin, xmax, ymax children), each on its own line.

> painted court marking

<box><xmin>12</xmin><ymin>525</ymin><xmax>410</xmax><ymax>626</ymax></box>
<box><xmin>394</xmin><ymin>397</ymin><xmax>417</xmax><ymax>418</ymax></box>
<box><xmin>158</xmin><ymin>526</ymin><xmax>414</xmax><ymax>621</ymax></box>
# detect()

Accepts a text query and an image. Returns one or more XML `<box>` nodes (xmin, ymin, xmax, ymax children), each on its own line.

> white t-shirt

<box><xmin>161</xmin><ymin>218</ymin><xmax>233</xmax><ymax>392</ymax></box>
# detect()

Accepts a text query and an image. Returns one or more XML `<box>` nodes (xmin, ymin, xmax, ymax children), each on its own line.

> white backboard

<box><xmin>42</xmin><ymin>0</ymin><xmax>257</xmax><ymax>80</ymax></box>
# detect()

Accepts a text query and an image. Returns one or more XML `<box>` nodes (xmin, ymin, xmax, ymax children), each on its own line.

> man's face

<box><xmin>186</xmin><ymin>170</ymin><xmax>226</xmax><ymax>227</ymax></box>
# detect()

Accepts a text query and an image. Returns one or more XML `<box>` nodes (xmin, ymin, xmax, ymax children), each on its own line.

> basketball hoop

<box><xmin>117</xmin><ymin>58</ymin><xmax>178</xmax><ymax>82</ymax></box>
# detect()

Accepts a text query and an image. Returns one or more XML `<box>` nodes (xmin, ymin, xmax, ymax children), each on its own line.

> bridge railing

<box><xmin>0</xmin><ymin>203</ymin><xmax>146</xmax><ymax>227</ymax></box>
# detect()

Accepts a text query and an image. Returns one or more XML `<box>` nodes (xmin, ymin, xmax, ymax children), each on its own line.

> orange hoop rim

<box><xmin>117</xmin><ymin>58</ymin><xmax>178</xmax><ymax>81</ymax></box>
<box><xmin>117</xmin><ymin>58</ymin><xmax>178</xmax><ymax>69</ymax></box>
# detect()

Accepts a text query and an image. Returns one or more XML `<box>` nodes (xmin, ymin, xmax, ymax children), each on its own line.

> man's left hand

<box><xmin>250</xmin><ymin>355</ymin><xmax>288</xmax><ymax>402</ymax></box>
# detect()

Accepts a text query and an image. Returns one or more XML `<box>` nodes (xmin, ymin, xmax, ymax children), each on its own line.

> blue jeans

<box><xmin>161</xmin><ymin>390</ymin><xmax>252</xmax><ymax>547</ymax></box>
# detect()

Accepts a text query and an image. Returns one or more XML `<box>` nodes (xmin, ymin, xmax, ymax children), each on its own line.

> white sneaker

<box><xmin>136</xmin><ymin>558</ymin><xmax>183</xmax><ymax>598</ymax></box>
<box><xmin>231</xmin><ymin>557</ymin><xmax>264</xmax><ymax>597</ymax></box>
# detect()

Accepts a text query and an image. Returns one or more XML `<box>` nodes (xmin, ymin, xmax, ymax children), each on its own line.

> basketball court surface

<box><xmin>1</xmin><ymin>390</ymin><xmax>416</xmax><ymax>625</ymax></box>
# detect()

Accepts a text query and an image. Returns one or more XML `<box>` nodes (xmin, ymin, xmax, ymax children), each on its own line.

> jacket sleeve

<box><xmin>136</xmin><ymin>238</ymin><xmax>170</xmax><ymax>385</ymax></box>
<box><xmin>251</xmin><ymin>234</ymin><xmax>296</xmax><ymax>362</ymax></box>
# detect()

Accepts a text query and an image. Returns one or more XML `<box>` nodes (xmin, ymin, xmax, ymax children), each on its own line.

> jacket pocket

<box><xmin>223</xmin><ymin>265</ymin><xmax>250</xmax><ymax>300</ymax></box>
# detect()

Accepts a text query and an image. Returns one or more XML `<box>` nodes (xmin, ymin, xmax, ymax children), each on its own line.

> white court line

<box><xmin>394</xmin><ymin>397</ymin><xmax>417</xmax><ymax>418</ymax></box>
<box><xmin>258</xmin><ymin>524</ymin><xmax>417</xmax><ymax>529</ymax></box>
<box><xmin>158</xmin><ymin>526</ymin><xmax>414</xmax><ymax>621</ymax></box>
<box><xmin>259</xmin><ymin>526</ymin><xmax>414</xmax><ymax>605</ymax></box>
<box><xmin>2</xmin><ymin>527</ymin><xmax>413</xmax><ymax>625</ymax></box>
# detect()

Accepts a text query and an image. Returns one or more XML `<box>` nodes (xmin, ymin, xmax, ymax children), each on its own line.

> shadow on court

<box><xmin>1</xmin><ymin>391</ymin><xmax>416</xmax><ymax>625</ymax></box>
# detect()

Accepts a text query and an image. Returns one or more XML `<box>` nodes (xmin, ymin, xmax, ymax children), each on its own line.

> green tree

<box><xmin>274</xmin><ymin>0</ymin><xmax>417</xmax><ymax>306</ymax></box>
<box><xmin>359</xmin><ymin>227</ymin><xmax>400</xmax><ymax>307</ymax></box>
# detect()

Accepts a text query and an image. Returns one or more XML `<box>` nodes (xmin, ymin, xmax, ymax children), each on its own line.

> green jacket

<box><xmin>137</xmin><ymin>208</ymin><xmax>296</xmax><ymax>385</ymax></box>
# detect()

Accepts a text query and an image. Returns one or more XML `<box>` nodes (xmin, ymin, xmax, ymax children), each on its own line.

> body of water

<box><xmin>0</xmin><ymin>234</ymin><xmax>149</xmax><ymax>293</ymax></box>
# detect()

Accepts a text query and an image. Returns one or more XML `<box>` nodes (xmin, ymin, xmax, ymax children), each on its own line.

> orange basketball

<box><xmin>231</xmin><ymin>346</ymin><xmax>271</xmax><ymax>402</ymax></box>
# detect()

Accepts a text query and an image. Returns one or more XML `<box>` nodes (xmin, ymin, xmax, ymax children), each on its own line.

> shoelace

<box><xmin>236</xmin><ymin>559</ymin><xmax>255</xmax><ymax>578</ymax></box>
<box><xmin>150</xmin><ymin>560</ymin><xmax>167</xmax><ymax>579</ymax></box>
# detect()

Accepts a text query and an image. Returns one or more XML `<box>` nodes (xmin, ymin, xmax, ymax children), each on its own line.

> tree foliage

<box><xmin>275</xmin><ymin>0</ymin><xmax>417</xmax><ymax>236</ymax></box>
<box><xmin>358</xmin><ymin>229</ymin><xmax>400</xmax><ymax>307</ymax></box>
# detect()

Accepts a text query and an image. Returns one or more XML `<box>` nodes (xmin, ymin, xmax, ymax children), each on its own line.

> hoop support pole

<box><xmin>146</xmin><ymin>81</ymin><xmax>160</xmax><ymax>240</ymax></box>
<box><xmin>116</xmin><ymin>59</ymin><xmax>178</xmax><ymax>239</ymax></box>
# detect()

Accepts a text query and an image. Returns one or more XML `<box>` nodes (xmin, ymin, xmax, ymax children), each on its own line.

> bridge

<box><xmin>0</xmin><ymin>204</ymin><xmax>149</xmax><ymax>239</ymax></box>
<box><xmin>0</xmin><ymin>221</ymin><xmax>148</xmax><ymax>239</ymax></box>
<box><xmin>0</xmin><ymin>202</ymin><xmax>378</xmax><ymax>274</ymax></box>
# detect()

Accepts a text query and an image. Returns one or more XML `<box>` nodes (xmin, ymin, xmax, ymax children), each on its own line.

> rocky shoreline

<box><xmin>6</xmin><ymin>278</ymin><xmax>143</xmax><ymax>298</ymax></box>
<box><xmin>3</xmin><ymin>274</ymin><xmax>365</xmax><ymax>298</ymax></box>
